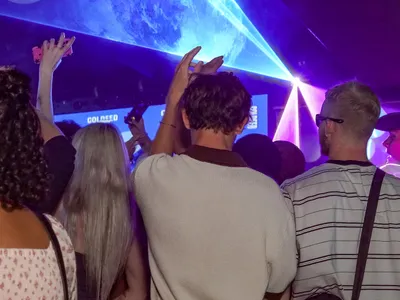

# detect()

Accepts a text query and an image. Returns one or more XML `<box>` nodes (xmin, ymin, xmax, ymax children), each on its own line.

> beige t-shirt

<box><xmin>134</xmin><ymin>151</ymin><xmax>297</xmax><ymax>300</ymax></box>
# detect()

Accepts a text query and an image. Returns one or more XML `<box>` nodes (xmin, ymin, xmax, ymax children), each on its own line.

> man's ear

<box><xmin>235</xmin><ymin>117</ymin><xmax>248</xmax><ymax>135</ymax></box>
<box><xmin>182</xmin><ymin>109</ymin><xmax>190</xmax><ymax>130</ymax></box>
<box><xmin>325</xmin><ymin>119</ymin><xmax>337</xmax><ymax>136</ymax></box>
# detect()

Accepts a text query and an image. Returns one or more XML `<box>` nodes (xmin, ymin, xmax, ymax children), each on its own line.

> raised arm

<box><xmin>33</xmin><ymin>33</ymin><xmax>77</xmax><ymax>214</ymax></box>
<box><xmin>126</xmin><ymin>118</ymin><xmax>152</xmax><ymax>162</ymax></box>
<box><xmin>151</xmin><ymin>47</ymin><xmax>223</xmax><ymax>155</ymax></box>
<box><xmin>36</xmin><ymin>33</ymin><xmax>75</xmax><ymax>122</ymax></box>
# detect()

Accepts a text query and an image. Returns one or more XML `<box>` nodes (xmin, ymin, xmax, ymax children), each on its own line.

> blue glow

<box><xmin>367</xmin><ymin>139</ymin><xmax>375</xmax><ymax>159</ymax></box>
<box><xmin>54</xmin><ymin>94</ymin><xmax>268</xmax><ymax>144</ymax></box>
<box><xmin>0</xmin><ymin>0</ymin><xmax>291</xmax><ymax>80</ymax></box>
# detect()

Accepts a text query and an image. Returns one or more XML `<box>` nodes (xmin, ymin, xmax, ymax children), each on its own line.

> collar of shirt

<box><xmin>183</xmin><ymin>145</ymin><xmax>248</xmax><ymax>168</ymax></box>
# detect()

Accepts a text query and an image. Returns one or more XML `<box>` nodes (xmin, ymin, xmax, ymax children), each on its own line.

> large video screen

<box><xmin>55</xmin><ymin>94</ymin><xmax>268</xmax><ymax>145</ymax></box>
<box><xmin>0</xmin><ymin>0</ymin><xmax>290</xmax><ymax>80</ymax></box>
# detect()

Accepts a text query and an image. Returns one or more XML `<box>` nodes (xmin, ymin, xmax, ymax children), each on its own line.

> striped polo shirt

<box><xmin>281</xmin><ymin>160</ymin><xmax>400</xmax><ymax>300</ymax></box>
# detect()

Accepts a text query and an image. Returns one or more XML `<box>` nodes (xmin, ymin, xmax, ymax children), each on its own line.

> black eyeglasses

<box><xmin>315</xmin><ymin>114</ymin><xmax>344</xmax><ymax>127</ymax></box>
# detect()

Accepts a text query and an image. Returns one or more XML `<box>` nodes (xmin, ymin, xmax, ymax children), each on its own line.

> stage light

<box><xmin>273</xmin><ymin>86</ymin><xmax>300</xmax><ymax>148</ymax></box>
<box><xmin>291</xmin><ymin>77</ymin><xmax>301</xmax><ymax>86</ymax></box>
<box><xmin>0</xmin><ymin>0</ymin><xmax>291</xmax><ymax>80</ymax></box>
<box><xmin>297</xmin><ymin>82</ymin><xmax>325</xmax><ymax>120</ymax></box>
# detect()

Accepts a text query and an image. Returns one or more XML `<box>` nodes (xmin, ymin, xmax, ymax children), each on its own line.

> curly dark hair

<box><xmin>0</xmin><ymin>68</ymin><xmax>50</xmax><ymax>211</ymax></box>
<box><xmin>179</xmin><ymin>72</ymin><xmax>252</xmax><ymax>134</ymax></box>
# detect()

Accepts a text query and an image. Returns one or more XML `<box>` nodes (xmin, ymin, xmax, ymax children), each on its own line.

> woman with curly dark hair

<box><xmin>0</xmin><ymin>66</ymin><xmax>77</xmax><ymax>298</ymax></box>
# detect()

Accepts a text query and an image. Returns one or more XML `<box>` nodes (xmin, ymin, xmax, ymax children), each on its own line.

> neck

<box><xmin>328</xmin><ymin>145</ymin><xmax>369</xmax><ymax>162</ymax></box>
<box><xmin>191</xmin><ymin>129</ymin><xmax>235</xmax><ymax>151</ymax></box>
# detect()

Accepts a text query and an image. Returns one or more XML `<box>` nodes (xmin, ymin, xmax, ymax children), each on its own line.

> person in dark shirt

<box><xmin>274</xmin><ymin>140</ymin><xmax>306</xmax><ymax>184</ymax></box>
<box><xmin>34</xmin><ymin>33</ymin><xmax>77</xmax><ymax>214</ymax></box>
<box><xmin>233</xmin><ymin>133</ymin><xmax>282</xmax><ymax>182</ymax></box>
<box><xmin>39</xmin><ymin>119</ymin><xmax>76</xmax><ymax>214</ymax></box>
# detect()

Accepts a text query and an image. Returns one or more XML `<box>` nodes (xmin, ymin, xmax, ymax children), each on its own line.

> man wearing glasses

<box><xmin>376</xmin><ymin>112</ymin><xmax>400</xmax><ymax>177</ymax></box>
<box><xmin>281</xmin><ymin>81</ymin><xmax>400</xmax><ymax>300</ymax></box>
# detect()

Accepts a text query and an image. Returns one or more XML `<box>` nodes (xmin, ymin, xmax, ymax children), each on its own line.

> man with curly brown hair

<box><xmin>134</xmin><ymin>47</ymin><xmax>297</xmax><ymax>300</ymax></box>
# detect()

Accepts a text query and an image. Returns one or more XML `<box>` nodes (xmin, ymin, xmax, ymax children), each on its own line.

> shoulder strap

<box><xmin>35</xmin><ymin>213</ymin><xmax>69</xmax><ymax>300</ymax></box>
<box><xmin>351</xmin><ymin>168</ymin><xmax>386</xmax><ymax>300</ymax></box>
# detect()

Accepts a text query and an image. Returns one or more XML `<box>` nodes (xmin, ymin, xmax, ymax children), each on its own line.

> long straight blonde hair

<box><xmin>59</xmin><ymin>123</ymin><xmax>133</xmax><ymax>300</ymax></box>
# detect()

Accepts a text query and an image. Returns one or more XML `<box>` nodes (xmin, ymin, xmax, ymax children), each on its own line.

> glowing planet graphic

<box><xmin>0</xmin><ymin>0</ymin><xmax>291</xmax><ymax>79</ymax></box>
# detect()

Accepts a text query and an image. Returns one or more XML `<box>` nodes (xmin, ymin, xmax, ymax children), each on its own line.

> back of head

<box><xmin>274</xmin><ymin>140</ymin><xmax>306</xmax><ymax>184</ymax></box>
<box><xmin>233</xmin><ymin>134</ymin><xmax>281</xmax><ymax>182</ymax></box>
<box><xmin>323</xmin><ymin>81</ymin><xmax>381</xmax><ymax>143</ymax></box>
<box><xmin>55</xmin><ymin>120</ymin><xmax>81</xmax><ymax>142</ymax></box>
<box><xmin>0</xmin><ymin>68</ymin><xmax>50</xmax><ymax>211</ymax></box>
<box><xmin>180</xmin><ymin>72</ymin><xmax>252</xmax><ymax>136</ymax></box>
<box><xmin>61</xmin><ymin>123</ymin><xmax>133</xmax><ymax>300</ymax></box>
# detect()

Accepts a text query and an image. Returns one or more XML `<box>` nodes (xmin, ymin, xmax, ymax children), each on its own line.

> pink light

<box><xmin>273</xmin><ymin>86</ymin><xmax>300</xmax><ymax>148</ymax></box>
<box><xmin>298</xmin><ymin>82</ymin><xmax>326</xmax><ymax>121</ymax></box>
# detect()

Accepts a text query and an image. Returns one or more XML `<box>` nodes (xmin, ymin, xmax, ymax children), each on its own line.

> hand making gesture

<box><xmin>167</xmin><ymin>46</ymin><xmax>224</xmax><ymax>107</ymax></box>
<box><xmin>40</xmin><ymin>32</ymin><xmax>75</xmax><ymax>75</ymax></box>
<box><xmin>152</xmin><ymin>47</ymin><xmax>224</xmax><ymax>155</ymax></box>
<box><xmin>37</xmin><ymin>33</ymin><xmax>75</xmax><ymax>120</ymax></box>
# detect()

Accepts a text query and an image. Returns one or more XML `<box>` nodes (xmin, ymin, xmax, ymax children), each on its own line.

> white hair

<box><xmin>59</xmin><ymin>123</ymin><xmax>133</xmax><ymax>300</ymax></box>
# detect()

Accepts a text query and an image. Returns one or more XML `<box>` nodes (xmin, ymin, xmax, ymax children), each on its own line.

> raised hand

<box><xmin>36</xmin><ymin>33</ymin><xmax>75</xmax><ymax>120</ymax></box>
<box><xmin>40</xmin><ymin>33</ymin><xmax>75</xmax><ymax>74</ymax></box>
<box><xmin>128</xmin><ymin>118</ymin><xmax>147</xmax><ymax>142</ymax></box>
<box><xmin>167</xmin><ymin>47</ymin><xmax>224</xmax><ymax>106</ymax></box>
<box><xmin>191</xmin><ymin>55</ymin><xmax>224</xmax><ymax>76</ymax></box>
<box><xmin>167</xmin><ymin>46</ymin><xmax>202</xmax><ymax>106</ymax></box>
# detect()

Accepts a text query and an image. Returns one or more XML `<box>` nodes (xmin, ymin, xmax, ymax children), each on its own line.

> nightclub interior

<box><xmin>0</xmin><ymin>0</ymin><xmax>399</xmax><ymax>168</ymax></box>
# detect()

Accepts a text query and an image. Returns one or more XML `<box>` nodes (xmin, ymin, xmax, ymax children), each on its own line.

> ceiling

<box><xmin>278</xmin><ymin>0</ymin><xmax>400</xmax><ymax>100</ymax></box>
<box><xmin>0</xmin><ymin>0</ymin><xmax>399</xmax><ymax>112</ymax></box>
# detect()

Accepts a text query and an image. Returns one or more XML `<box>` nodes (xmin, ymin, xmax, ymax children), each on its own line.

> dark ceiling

<box><xmin>281</xmin><ymin>0</ymin><xmax>400</xmax><ymax>101</ymax></box>
<box><xmin>0</xmin><ymin>0</ymin><xmax>399</xmax><ymax>113</ymax></box>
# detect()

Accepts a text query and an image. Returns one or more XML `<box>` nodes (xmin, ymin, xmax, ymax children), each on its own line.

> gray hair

<box><xmin>323</xmin><ymin>81</ymin><xmax>381</xmax><ymax>141</ymax></box>
<box><xmin>59</xmin><ymin>123</ymin><xmax>133</xmax><ymax>300</ymax></box>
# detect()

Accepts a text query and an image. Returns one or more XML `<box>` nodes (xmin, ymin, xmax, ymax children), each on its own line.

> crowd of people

<box><xmin>0</xmin><ymin>33</ymin><xmax>400</xmax><ymax>300</ymax></box>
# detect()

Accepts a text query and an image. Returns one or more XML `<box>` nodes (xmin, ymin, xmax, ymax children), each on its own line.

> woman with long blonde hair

<box><xmin>58</xmin><ymin>123</ymin><xmax>147</xmax><ymax>300</ymax></box>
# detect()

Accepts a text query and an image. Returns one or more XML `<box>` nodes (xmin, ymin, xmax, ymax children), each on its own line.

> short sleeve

<box><xmin>39</xmin><ymin>136</ymin><xmax>76</xmax><ymax>214</ymax></box>
<box><xmin>265</xmin><ymin>191</ymin><xmax>297</xmax><ymax>293</ymax></box>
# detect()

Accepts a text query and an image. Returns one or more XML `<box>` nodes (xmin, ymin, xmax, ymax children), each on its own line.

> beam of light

<box><xmin>207</xmin><ymin>0</ymin><xmax>292</xmax><ymax>80</ymax></box>
<box><xmin>273</xmin><ymin>86</ymin><xmax>300</xmax><ymax>148</ymax></box>
<box><xmin>0</xmin><ymin>0</ymin><xmax>291</xmax><ymax>80</ymax></box>
<box><xmin>291</xmin><ymin>77</ymin><xmax>301</xmax><ymax>86</ymax></box>
<box><xmin>297</xmin><ymin>82</ymin><xmax>325</xmax><ymax>120</ymax></box>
